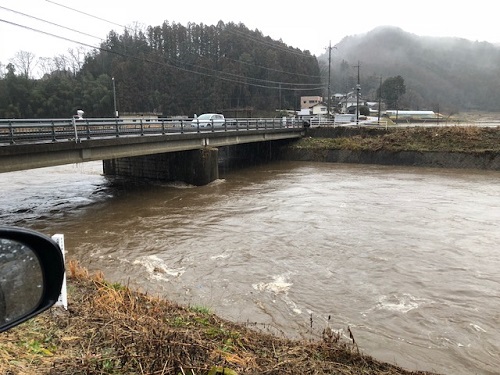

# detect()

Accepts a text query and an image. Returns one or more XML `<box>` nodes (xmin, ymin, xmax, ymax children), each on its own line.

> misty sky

<box><xmin>1</xmin><ymin>0</ymin><xmax>498</xmax><ymax>64</ymax></box>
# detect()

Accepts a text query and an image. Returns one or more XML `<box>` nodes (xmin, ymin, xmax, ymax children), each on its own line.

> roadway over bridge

<box><xmin>0</xmin><ymin>117</ymin><xmax>305</xmax><ymax>185</ymax></box>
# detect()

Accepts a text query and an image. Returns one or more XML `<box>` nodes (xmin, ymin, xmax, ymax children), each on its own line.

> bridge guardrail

<box><xmin>0</xmin><ymin>117</ymin><xmax>304</xmax><ymax>146</ymax></box>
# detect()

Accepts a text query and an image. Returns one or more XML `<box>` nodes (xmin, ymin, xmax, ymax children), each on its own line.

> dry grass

<box><xmin>0</xmin><ymin>261</ymin><xmax>439</xmax><ymax>375</ymax></box>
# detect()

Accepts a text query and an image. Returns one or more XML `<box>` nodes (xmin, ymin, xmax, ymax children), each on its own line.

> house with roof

<box><xmin>300</xmin><ymin>96</ymin><xmax>323</xmax><ymax>110</ymax></box>
<box><xmin>311</xmin><ymin>102</ymin><xmax>328</xmax><ymax>116</ymax></box>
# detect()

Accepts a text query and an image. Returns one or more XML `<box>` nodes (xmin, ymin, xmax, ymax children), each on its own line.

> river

<box><xmin>0</xmin><ymin>160</ymin><xmax>499</xmax><ymax>374</ymax></box>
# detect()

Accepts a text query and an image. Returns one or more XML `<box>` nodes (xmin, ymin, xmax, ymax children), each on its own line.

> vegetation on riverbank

<box><xmin>294</xmin><ymin>126</ymin><xmax>500</xmax><ymax>153</ymax></box>
<box><xmin>5</xmin><ymin>126</ymin><xmax>493</xmax><ymax>374</ymax></box>
<box><xmin>0</xmin><ymin>262</ymin><xmax>438</xmax><ymax>375</ymax></box>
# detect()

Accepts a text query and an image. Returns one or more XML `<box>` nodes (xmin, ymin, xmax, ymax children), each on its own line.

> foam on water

<box><xmin>3</xmin><ymin>161</ymin><xmax>499</xmax><ymax>375</ymax></box>
<box><xmin>252</xmin><ymin>274</ymin><xmax>293</xmax><ymax>294</ymax></box>
<box><xmin>252</xmin><ymin>274</ymin><xmax>302</xmax><ymax>315</ymax></box>
<box><xmin>375</xmin><ymin>293</ymin><xmax>423</xmax><ymax>314</ymax></box>
<box><xmin>133</xmin><ymin>255</ymin><xmax>185</xmax><ymax>282</ymax></box>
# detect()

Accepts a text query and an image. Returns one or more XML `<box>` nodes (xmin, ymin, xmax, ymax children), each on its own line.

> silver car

<box><xmin>191</xmin><ymin>113</ymin><xmax>225</xmax><ymax>128</ymax></box>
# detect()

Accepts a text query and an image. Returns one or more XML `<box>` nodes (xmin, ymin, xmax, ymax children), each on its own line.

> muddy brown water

<box><xmin>1</xmin><ymin>160</ymin><xmax>499</xmax><ymax>374</ymax></box>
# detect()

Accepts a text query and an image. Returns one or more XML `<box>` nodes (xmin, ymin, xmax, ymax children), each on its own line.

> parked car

<box><xmin>0</xmin><ymin>226</ymin><xmax>65</xmax><ymax>332</ymax></box>
<box><xmin>191</xmin><ymin>113</ymin><xmax>225</xmax><ymax>128</ymax></box>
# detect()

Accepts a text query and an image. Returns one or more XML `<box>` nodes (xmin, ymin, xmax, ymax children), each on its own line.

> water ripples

<box><xmin>1</xmin><ymin>161</ymin><xmax>499</xmax><ymax>374</ymax></box>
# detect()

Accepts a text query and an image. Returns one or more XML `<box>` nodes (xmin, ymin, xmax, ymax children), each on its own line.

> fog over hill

<box><xmin>318</xmin><ymin>26</ymin><xmax>500</xmax><ymax>113</ymax></box>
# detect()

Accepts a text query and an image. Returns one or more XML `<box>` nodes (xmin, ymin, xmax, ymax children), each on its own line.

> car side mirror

<box><xmin>0</xmin><ymin>227</ymin><xmax>65</xmax><ymax>332</ymax></box>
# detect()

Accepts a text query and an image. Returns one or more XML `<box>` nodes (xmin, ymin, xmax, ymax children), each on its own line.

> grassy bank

<box><xmin>0</xmin><ymin>262</ymin><xmax>438</xmax><ymax>375</ymax></box>
<box><xmin>295</xmin><ymin>126</ymin><xmax>500</xmax><ymax>153</ymax></box>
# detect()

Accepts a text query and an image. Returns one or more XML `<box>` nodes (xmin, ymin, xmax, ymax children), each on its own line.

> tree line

<box><xmin>0</xmin><ymin>21</ymin><xmax>321</xmax><ymax>119</ymax></box>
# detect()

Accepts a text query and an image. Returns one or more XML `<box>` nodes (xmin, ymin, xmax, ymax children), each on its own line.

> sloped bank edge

<box><xmin>281</xmin><ymin>148</ymin><xmax>500</xmax><ymax>171</ymax></box>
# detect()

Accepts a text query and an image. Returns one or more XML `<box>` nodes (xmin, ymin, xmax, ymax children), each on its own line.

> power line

<box><xmin>221</xmin><ymin>55</ymin><xmax>322</xmax><ymax>79</ymax></box>
<box><xmin>225</xmin><ymin>27</ymin><xmax>315</xmax><ymax>58</ymax></box>
<box><xmin>45</xmin><ymin>0</ymin><xmax>126</xmax><ymax>30</ymax></box>
<box><xmin>0</xmin><ymin>18</ymin><xmax>324</xmax><ymax>91</ymax></box>
<box><xmin>165</xmin><ymin>55</ymin><xmax>321</xmax><ymax>88</ymax></box>
<box><xmin>1</xmin><ymin>3</ymin><xmax>323</xmax><ymax>91</ymax></box>
<box><xmin>0</xmin><ymin>18</ymin><xmax>99</xmax><ymax>50</ymax></box>
<box><xmin>46</xmin><ymin>0</ymin><xmax>317</xmax><ymax>61</ymax></box>
<box><xmin>164</xmin><ymin>56</ymin><xmax>323</xmax><ymax>90</ymax></box>
<box><xmin>0</xmin><ymin>5</ymin><xmax>103</xmax><ymax>41</ymax></box>
<box><xmin>43</xmin><ymin>1</ymin><xmax>321</xmax><ymax>81</ymax></box>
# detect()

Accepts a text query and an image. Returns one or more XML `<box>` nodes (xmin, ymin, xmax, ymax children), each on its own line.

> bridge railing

<box><xmin>0</xmin><ymin>119</ymin><xmax>76</xmax><ymax>144</ymax></box>
<box><xmin>0</xmin><ymin>117</ymin><xmax>304</xmax><ymax>145</ymax></box>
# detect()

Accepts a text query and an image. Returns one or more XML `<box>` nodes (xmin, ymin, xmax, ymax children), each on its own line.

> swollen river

<box><xmin>1</xmin><ymin>161</ymin><xmax>499</xmax><ymax>374</ymax></box>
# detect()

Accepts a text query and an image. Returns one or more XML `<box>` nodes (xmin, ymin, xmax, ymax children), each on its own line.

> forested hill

<box><xmin>320</xmin><ymin>26</ymin><xmax>500</xmax><ymax>113</ymax></box>
<box><xmin>0</xmin><ymin>22</ymin><xmax>321</xmax><ymax>118</ymax></box>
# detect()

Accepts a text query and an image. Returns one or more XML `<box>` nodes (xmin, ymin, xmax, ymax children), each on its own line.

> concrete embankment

<box><xmin>281</xmin><ymin>126</ymin><xmax>500</xmax><ymax>171</ymax></box>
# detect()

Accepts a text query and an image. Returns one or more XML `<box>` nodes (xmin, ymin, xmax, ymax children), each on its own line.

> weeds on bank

<box><xmin>294</xmin><ymin>126</ymin><xmax>500</xmax><ymax>153</ymax></box>
<box><xmin>0</xmin><ymin>261</ymin><xmax>438</xmax><ymax>374</ymax></box>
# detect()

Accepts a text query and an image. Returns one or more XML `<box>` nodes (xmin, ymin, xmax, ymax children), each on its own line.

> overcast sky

<box><xmin>1</xmin><ymin>0</ymin><xmax>499</xmax><ymax>66</ymax></box>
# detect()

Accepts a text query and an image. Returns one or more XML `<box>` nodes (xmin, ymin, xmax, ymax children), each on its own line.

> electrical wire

<box><xmin>163</xmin><ymin>55</ymin><xmax>322</xmax><ymax>88</ymax></box>
<box><xmin>0</xmin><ymin>4</ymin><xmax>324</xmax><ymax>91</ymax></box>
<box><xmin>221</xmin><ymin>55</ymin><xmax>322</xmax><ymax>79</ymax></box>
<box><xmin>0</xmin><ymin>18</ymin><xmax>324</xmax><ymax>91</ymax></box>
<box><xmin>0</xmin><ymin>18</ymin><xmax>99</xmax><ymax>50</ymax></box>
<box><xmin>44</xmin><ymin>0</ymin><xmax>321</xmax><ymax>79</ymax></box>
<box><xmin>45</xmin><ymin>0</ymin><xmax>126</xmax><ymax>30</ymax></box>
<box><xmin>225</xmin><ymin>27</ymin><xmax>314</xmax><ymax>58</ymax></box>
<box><xmin>0</xmin><ymin>5</ymin><xmax>103</xmax><ymax>41</ymax></box>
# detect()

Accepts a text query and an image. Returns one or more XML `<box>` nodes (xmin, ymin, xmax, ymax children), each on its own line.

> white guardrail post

<box><xmin>71</xmin><ymin>117</ymin><xmax>79</xmax><ymax>143</ymax></box>
<box><xmin>51</xmin><ymin>234</ymin><xmax>68</xmax><ymax>310</ymax></box>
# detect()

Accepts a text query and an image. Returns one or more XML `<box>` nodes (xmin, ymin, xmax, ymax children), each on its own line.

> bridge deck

<box><xmin>0</xmin><ymin>117</ymin><xmax>305</xmax><ymax>173</ymax></box>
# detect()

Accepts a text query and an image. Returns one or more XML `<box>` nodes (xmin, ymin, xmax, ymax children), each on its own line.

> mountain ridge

<box><xmin>318</xmin><ymin>26</ymin><xmax>500</xmax><ymax>113</ymax></box>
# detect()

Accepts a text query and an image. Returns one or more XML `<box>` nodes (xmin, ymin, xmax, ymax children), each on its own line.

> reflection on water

<box><xmin>0</xmin><ymin>161</ymin><xmax>499</xmax><ymax>375</ymax></box>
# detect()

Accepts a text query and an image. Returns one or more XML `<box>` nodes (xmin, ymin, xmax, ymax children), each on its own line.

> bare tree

<box><xmin>53</xmin><ymin>55</ymin><xmax>69</xmax><ymax>72</ymax></box>
<box><xmin>67</xmin><ymin>47</ymin><xmax>87</xmax><ymax>74</ymax></box>
<box><xmin>10</xmin><ymin>51</ymin><xmax>37</xmax><ymax>78</ymax></box>
<box><xmin>38</xmin><ymin>57</ymin><xmax>56</xmax><ymax>77</ymax></box>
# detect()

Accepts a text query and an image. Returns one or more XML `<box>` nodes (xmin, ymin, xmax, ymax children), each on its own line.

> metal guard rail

<box><xmin>0</xmin><ymin>117</ymin><xmax>304</xmax><ymax>145</ymax></box>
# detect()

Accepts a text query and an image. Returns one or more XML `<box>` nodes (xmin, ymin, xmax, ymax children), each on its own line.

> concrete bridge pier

<box><xmin>103</xmin><ymin>148</ymin><xmax>219</xmax><ymax>186</ymax></box>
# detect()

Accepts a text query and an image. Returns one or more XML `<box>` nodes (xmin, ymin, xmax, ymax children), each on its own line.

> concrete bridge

<box><xmin>0</xmin><ymin>117</ymin><xmax>305</xmax><ymax>185</ymax></box>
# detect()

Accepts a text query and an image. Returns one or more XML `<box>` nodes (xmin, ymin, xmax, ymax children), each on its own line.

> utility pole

<box><xmin>395</xmin><ymin>84</ymin><xmax>401</xmax><ymax>124</ymax></box>
<box><xmin>326</xmin><ymin>42</ymin><xmax>337</xmax><ymax>120</ymax></box>
<box><xmin>279</xmin><ymin>83</ymin><xmax>282</xmax><ymax>111</ymax></box>
<box><xmin>112</xmin><ymin>77</ymin><xmax>118</xmax><ymax>118</ymax></box>
<box><xmin>378</xmin><ymin>76</ymin><xmax>382</xmax><ymax>124</ymax></box>
<box><xmin>436</xmin><ymin>103</ymin><xmax>440</xmax><ymax>126</ymax></box>
<box><xmin>354</xmin><ymin>61</ymin><xmax>360</xmax><ymax>125</ymax></box>
<box><xmin>327</xmin><ymin>41</ymin><xmax>332</xmax><ymax>119</ymax></box>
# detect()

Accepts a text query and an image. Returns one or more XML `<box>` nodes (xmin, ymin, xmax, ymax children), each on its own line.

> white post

<box><xmin>112</xmin><ymin>77</ymin><xmax>118</xmax><ymax>118</ymax></box>
<box><xmin>51</xmin><ymin>234</ymin><xmax>68</xmax><ymax>310</ymax></box>
<box><xmin>72</xmin><ymin>117</ymin><xmax>78</xmax><ymax>143</ymax></box>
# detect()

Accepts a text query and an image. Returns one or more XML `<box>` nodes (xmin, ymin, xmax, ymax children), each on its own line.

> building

<box><xmin>337</xmin><ymin>92</ymin><xmax>359</xmax><ymax>113</ymax></box>
<box><xmin>311</xmin><ymin>102</ymin><xmax>328</xmax><ymax>116</ymax></box>
<box><xmin>300</xmin><ymin>96</ymin><xmax>323</xmax><ymax>109</ymax></box>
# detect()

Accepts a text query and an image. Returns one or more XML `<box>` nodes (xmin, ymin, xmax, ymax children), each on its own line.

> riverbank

<box><xmin>3</xmin><ymin>126</ymin><xmax>496</xmax><ymax>375</ymax></box>
<box><xmin>0</xmin><ymin>262</ymin><xmax>438</xmax><ymax>375</ymax></box>
<box><xmin>282</xmin><ymin>126</ymin><xmax>500</xmax><ymax>170</ymax></box>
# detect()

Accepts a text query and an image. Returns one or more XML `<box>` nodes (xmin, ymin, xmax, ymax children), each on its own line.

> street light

<box><xmin>112</xmin><ymin>77</ymin><xmax>118</xmax><ymax>118</ymax></box>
